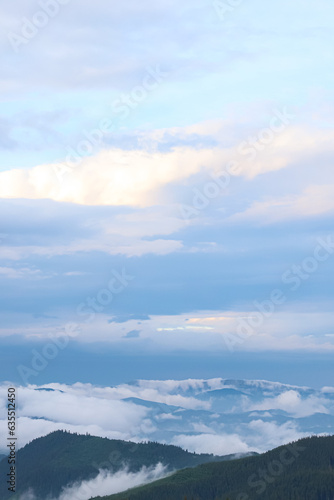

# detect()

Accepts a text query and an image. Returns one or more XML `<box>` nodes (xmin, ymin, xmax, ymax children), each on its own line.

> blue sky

<box><xmin>1</xmin><ymin>0</ymin><xmax>334</xmax><ymax>387</ymax></box>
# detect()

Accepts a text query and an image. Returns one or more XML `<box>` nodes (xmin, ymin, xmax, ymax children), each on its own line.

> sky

<box><xmin>0</xmin><ymin>0</ymin><xmax>334</xmax><ymax>388</ymax></box>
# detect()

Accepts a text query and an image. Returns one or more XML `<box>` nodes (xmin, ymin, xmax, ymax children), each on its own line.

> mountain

<box><xmin>93</xmin><ymin>435</ymin><xmax>334</xmax><ymax>500</ymax></box>
<box><xmin>0</xmin><ymin>454</ymin><xmax>6</xmax><ymax>463</ymax></box>
<box><xmin>3</xmin><ymin>378</ymin><xmax>333</xmax><ymax>459</ymax></box>
<box><xmin>0</xmin><ymin>430</ymin><xmax>243</xmax><ymax>500</ymax></box>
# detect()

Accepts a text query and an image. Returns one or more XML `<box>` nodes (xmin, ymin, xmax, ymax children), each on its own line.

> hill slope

<box><xmin>0</xmin><ymin>430</ymin><xmax>239</xmax><ymax>500</ymax></box>
<box><xmin>93</xmin><ymin>435</ymin><xmax>334</xmax><ymax>500</ymax></box>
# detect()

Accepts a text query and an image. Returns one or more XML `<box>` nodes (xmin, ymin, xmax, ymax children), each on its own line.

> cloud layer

<box><xmin>1</xmin><ymin>379</ymin><xmax>333</xmax><ymax>458</ymax></box>
<box><xmin>56</xmin><ymin>463</ymin><xmax>168</xmax><ymax>500</ymax></box>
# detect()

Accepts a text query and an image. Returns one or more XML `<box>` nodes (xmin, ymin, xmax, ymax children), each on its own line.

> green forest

<box><xmin>0</xmin><ymin>430</ymin><xmax>238</xmax><ymax>500</ymax></box>
<box><xmin>93</xmin><ymin>435</ymin><xmax>334</xmax><ymax>500</ymax></box>
<box><xmin>1</xmin><ymin>432</ymin><xmax>334</xmax><ymax>500</ymax></box>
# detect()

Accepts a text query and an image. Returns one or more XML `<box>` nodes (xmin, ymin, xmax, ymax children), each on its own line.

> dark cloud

<box><xmin>124</xmin><ymin>330</ymin><xmax>141</xmax><ymax>339</ymax></box>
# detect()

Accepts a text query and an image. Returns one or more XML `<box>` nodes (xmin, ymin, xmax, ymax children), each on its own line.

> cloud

<box><xmin>55</xmin><ymin>463</ymin><xmax>168</xmax><ymax>500</ymax></box>
<box><xmin>124</xmin><ymin>330</ymin><xmax>141</xmax><ymax>339</ymax></box>
<box><xmin>0</xmin><ymin>199</ymin><xmax>184</xmax><ymax>259</ymax></box>
<box><xmin>0</xmin><ymin>384</ymin><xmax>150</xmax><ymax>452</ymax></box>
<box><xmin>248</xmin><ymin>390</ymin><xmax>330</xmax><ymax>417</ymax></box>
<box><xmin>321</xmin><ymin>387</ymin><xmax>334</xmax><ymax>394</ymax></box>
<box><xmin>1</xmin><ymin>123</ymin><xmax>334</xmax><ymax>231</ymax></box>
<box><xmin>230</xmin><ymin>184</ymin><xmax>334</xmax><ymax>225</ymax></box>
<box><xmin>0</xmin><ymin>267</ymin><xmax>46</xmax><ymax>280</ymax></box>
<box><xmin>19</xmin><ymin>490</ymin><xmax>36</xmax><ymax>500</ymax></box>
<box><xmin>0</xmin><ymin>0</ymin><xmax>215</xmax><ymax>92</ymax></box>
<box><xmin>6</xmin><ymin>416</ymin><xmax>141</xmax><ymax>456</ymax></box>
<box><xmin>1</xmin><ymin>379</ymin><xmax>333</xmax><ymax>459</ymax></box>
<box><xmin>17</xmin><ymin>387</ymin><xmax>149</xmax><ymax>431</ymax></box>
<box><xmin>0</xmin><ymin>147</ymin><xmax>219</xmax><ymax>207</ymax></box>
<box><xmin>172</xmin><ymin>433</ymin><xmax>250</xmax><ymax>455</ymax></box>
<box><xmin>72</xmin><ymin>310</ymin><xmax>334</xmax><ymax>351</ymax></box>
<box><xmin>19</xmin><ymin>464</ymin><xmax>168</xmax><ymax>500</ymax></box>
<box><xmin>109</xmin><ymin>314</ymin><xmax>151</xmax><ymax>323</ymax></box>
<box><xmin>156</xmin><ymin>413</ymin><xmax>182</xmax><ymax>421</ymax></box>
<box><xmin>0</xmin><ymin>119</ymin><xmax>329</xmax><ymax>203</ymax></box>
<box><xmin>247</xmin><ymin>420</ymin><xmax>307</xmax><ymax>451</ymax></box>
<box><xmin>2</xmin><ymin>304</ymin><xmax>334</xmax><ymax>352</ymax></box>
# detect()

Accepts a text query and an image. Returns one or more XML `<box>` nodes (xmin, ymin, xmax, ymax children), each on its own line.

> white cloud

<box><xmin>247</xmin><ymin>420</ymin><xmax>307</xmax><ymax>451</ymax></box>
<box><xmin>0</xmin><ymin>267</ymin><xmax>46</xmax><ymax>280</ymax></box>
<box><xmin>230</xmin><ymin>184</ymin><xmax>334</xmax><ymax>224</ymax></box>
<box><xmin>248</xmin><ymin>390</ymin><xmax>330</xmax><ymax>417</ymax></box>
<box><xmin>172</xmin><ymin>433</ymin><xmax>250</xmax><ymax>455</ymax></box>
<box><xmin>192</xmin><ymin>422</ymin><xmax>216</xmax><ymax>433</ymax></box>
<box><xmin>1</xmin><ymin>125</ymin><xmax>334</xmax><ymax>211</ymax></box>
<box><xmin>0</xmin><ymin>147</ymin><xmax>219</xmax><ymax>207</ymax></box>
<box><xmin>0</xmin><ymin>236</ymin><xmax>184</xmax><ymax>260</ymax></box>
<box><xmin>0</xmin><ymin>202</ymin><xmax>185</xmax><ymax>259</ymax></box>
<box><xmin>157</xmin><ymin>413</ymin><xmax>182</xmax><ymax>420</ymax></box>
<box><xmin>321</xmin><ymin>387</ymin><xmax>334</xmax><ymax>394</ymax></box>
<box><xmin>18</xmin><ymin>387</ymin><xmax>149</xmax><ymax>430</ymax></box>
<box><xmin>2</xmin><ymin>308</ymin><xmax>334</xmax><ymax>352</ymax></box>
<box><xmin>7</xmin><ymin>416</ymin><xmax>140</xmax><ymax>454</ymax></box>
<box><xmin>0</xmin><ymin>384</ymin><xmax>150</xmax><ymax>452</ymax></box>
<box><xmin>19</xmin><ymin>464</ymin><xmax>168</xmax><ymax>500</ymax></box>
<box><xmin>19</xmin><ymin>490</ymin><xmax>36</xmax><ymax>500</ymax></box>
<box><xmin>55</xmin><ymin>463</ymin><xmax>168</xmax><ymax>500</ymax></box>
<box><xmin>1</xmin><ymin>379</ymin><xmax>333</xmax><ymax>459</ymax></box>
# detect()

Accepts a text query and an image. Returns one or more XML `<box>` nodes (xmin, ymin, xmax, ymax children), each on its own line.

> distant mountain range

<box><xmin>93</xmin><ymin>435</ymin><xmax>334</xmax><ymax>500</ymax></box>
<box><xmin>1</xmin><ymin>378</ymin><xmax>333</xmax><ymax>459</ymax></box>
<box><xmin>0</xmin><ymin>431</ymin><xmax>245</xmax><ymax>500</ymax></box>
<box><xmin>1</xmin><ymin>378</ymin><xmax>334</xmax><ymax>499</ymax></box>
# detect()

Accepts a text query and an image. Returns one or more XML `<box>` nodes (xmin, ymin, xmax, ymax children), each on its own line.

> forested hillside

<box><xmin>0</xmin><ymin>430</ymin><xmax>237</xmax><ymax>500</ymax></box>
<box><xmin>94</xmin><ymin>435</ymin><xmax>334</xmax><ymax>500</ymax></box>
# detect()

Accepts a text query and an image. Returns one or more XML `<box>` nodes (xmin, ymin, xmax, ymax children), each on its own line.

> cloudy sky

<box><xmin>1</xmin><ymin>0</ymin><xmax>334</xmax><ymax>387</ymax></box>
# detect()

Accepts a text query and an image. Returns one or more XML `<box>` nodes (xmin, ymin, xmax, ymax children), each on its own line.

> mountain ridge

<box><xmin>0</xmin><ymin>430</ymin><xmax>247</xmax><ymax>500</ymax></box>
<box><xmin>92</xmin><ymin>435</ymin><xmax>334</xmax><ymax>500</ymax></box>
